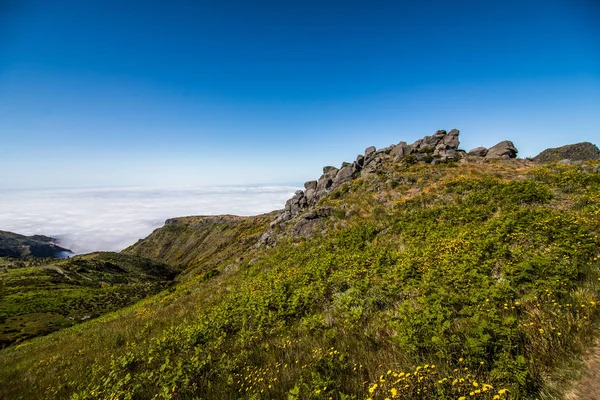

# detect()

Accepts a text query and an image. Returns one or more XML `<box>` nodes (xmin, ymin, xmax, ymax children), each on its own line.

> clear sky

<box><xmin>1</xmin><ymin>0</ymin><xmax>599</xmax><ymax>189</ymax></box>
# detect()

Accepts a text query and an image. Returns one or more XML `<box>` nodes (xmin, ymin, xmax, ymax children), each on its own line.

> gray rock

<box><xmin>375</xmin><ymin>146</ymin><xmax>392</xmax><ymax>156</ymax></box>
<box><xmin>431</xmin><ymin>158</ymin><xmax>442</xmax><ymax>165</ymax></box>
<box><xmin>486</xmin><ymin>141</ymin><xmax>518</xmax><ymax>159</ymax></box>
<box><xmin>333</xmin><ymin>164</ymin><xmax>353</xmax><ymax>187</ymax></box>
<box><xmin>391</xmin><ymin>141</ymin><xmax>409</xmax><ymax>157</ymax></box>
<box><xmin>533</xmin><ymin>142</ymin><xmax>600</xmax><ymax>163</ymax></box>
<box><xmin>468</xmin><ymin>147</ymin><xmax>488</xmax><ymax>157</ymax></box>
<box><xmin>557</xmin><ymin>159</ymin><xmax>572</xmax><ymax>165</ymax></box>
<box><xmin>443</xmin><ymin>129</ymin><xmax>460</xmax><ymax>148</ymax></box>
<box><xmin>316</xmin><ymin>175</ymin><xmax>333</xmax><ymax>193</ymax></box>
<box><xmin>411</xmin><ymin>130</ymin><xmax>448</xmax><ymax>153</ymax></box>
<box><xmin>356</xmin><ymin>154</ymin><xmax>365</xmax><ymax>167</ymax></box>
<box><xmin>409</xmin><ymin>139</ymin><xmax>423</xmax><ymax>153</ymax></box>
<box><xmin>304</xmin><ymin>180</ymin><xmax>317</xmax><ymax>190</ymax></box>
<box><xmin>365</xmin><ymin>146</ymin><xmax>376</xmax><ymax>157</ymax></box>
<box><xmin>305</xmin><ymin>188</ymin><xmax>316</xmax><ymax>201</ymax></box>
<box><xmin>323</xmin><ymin>166</ymin><xmax>339</xmax><ymax>176</ymax></box>
<box><xmin>440</xmin><ymin>149</ymin><xmax>457</xmax><ymax>160</ymax></box>
<box><xmin>291</xmin><ymin>208</ymin><xmax>334</xmax><ymax>237</ymax></box>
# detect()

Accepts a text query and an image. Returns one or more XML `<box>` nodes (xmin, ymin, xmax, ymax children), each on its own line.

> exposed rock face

<box><xmin>486</xmin><ymin>141</ymin><xmax>518</xmax><ymax>159</ymax></box>
<box><xmin>304</xmin><ymin>180</ymin><xmax>317</xmax><ymax>190</ymax></box>
<box><xmin>408</xmin><ymin>129</ymin><xmax>460</xmax><ymax>161</ymax></box>
<box><xmin>468</xmin><ymin>147</ymin><xmax>488</xmax><ymax>157</ymax></box>
<box><xmin>533</xmin><ymin>142</ymin><xmax>600</xmax><ymax>163</ymax></box>
<box><xmin>291</xmin><ymin>208</ymin><xmax>334</xmax><ymax>237</ymax></box>
<box><xmin>332</xmin><ymin>164</ymin><xmax>354</xmax><ymax>187</ymax></box>
<box><xmin>391</xmin><ymin>141</ymin><xmax>409</xmax><ymax>157</ymax></box>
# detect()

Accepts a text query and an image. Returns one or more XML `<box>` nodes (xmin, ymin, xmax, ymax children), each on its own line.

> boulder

<box><xmin>291</xmin><ymin>208</ymin><xmax>334</xmax><ymax>237</ymax></box>
<box><xmin>486</xmin><ymin>141</ymin><xmax>518</xmax><ymax>159</ymax></box>
<box><xmin>443</xmin><ymin>129</ymin><xmax>460</xmax><ymax>148</ymax></box>
<box><xmin>316</xmin><ymin>175</ymin><xmax>333</xmax><ymax>195</ymax></box>
<box><xmin>409</xmin><ymin>139</ymin><xmax>423</xmax><ymax>153</ymax></box>
<box><xmin>391</xmin><ymin>141</ymin><xmax>409</xmax><ymax>157</ymax></box>
<box><xmin>432</xmin><ymin>129</ymin><xmax>460</xmax><ymax>160</ymax></box>
<box><xmin>356</xmin><ymin>154</ymin><xmax>365</xmax><ymax>167</ymax></box>
<box><xmin>411</xmin><ymin>130</ymin><xmax>449</xmax><ymax>153</ymax></box>
<box><xmin>323</xmin><ymin>166</ymin><xmax>339</xmax><ymax>177</ymax></box>
<box><xmin>304</xmin><ymin>180</ymin><xmax>317</xmax><ymax>190</ymax></box>
<box><xmin>361</xmin><ymin>157</ymin><xmax>382</xmax><ymax>177</ymax></box>
<box><xmin>332</xmin><ymin>164</ymin><xmax>353</xmax><ymax>187</ymax></box>
<box><xmin>364</xmin><ymin>146</ymin><xmax>376</xmax><ymax>157</ymax></box>
<box><xmin>468</xmin><ymin>147</ymin><xmax>488</xmax><ymax>157</ymax></box>
<box><xmin>305</xmin><ymin>188</ymin><xmax>316</xmax><ymax>202</ymax></box>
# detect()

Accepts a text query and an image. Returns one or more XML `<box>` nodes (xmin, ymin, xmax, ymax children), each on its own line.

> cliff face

<box><xmin>0</xmin><ymin>230</ymin><xmax>72</xmax><ymax>258</ymax></box>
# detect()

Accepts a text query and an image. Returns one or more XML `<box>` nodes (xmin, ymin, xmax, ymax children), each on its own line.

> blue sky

<box><xmin>0</xmin><ymin>0</ymin><xmax>599</xmax><ymax>189</ymax></box>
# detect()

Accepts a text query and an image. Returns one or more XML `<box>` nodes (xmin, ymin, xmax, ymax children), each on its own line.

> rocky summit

<box><xmin>261</xmin><ymin>129</ymin><xmax>518</xmax><ymax>246</ymax></box>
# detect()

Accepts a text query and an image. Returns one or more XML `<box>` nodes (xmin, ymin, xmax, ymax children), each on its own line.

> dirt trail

<box><xmin>565</xmin><ymin>342</ymin><xmax>600</xmax><ymax>400</ymax></box>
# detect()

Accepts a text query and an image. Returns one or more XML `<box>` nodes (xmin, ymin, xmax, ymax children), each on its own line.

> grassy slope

<box><xmin>0</xmin><ymin>252</ymin><xmax>176</xmax><ymax>348</ymax></box>
<box><xmin>0</xmin><ymin>160</ymin><xmax>599</xmax><ymax>399</ymax></box>
<box><xmin>123</xmin><ymin>213</ymin><xmax>275</xmax><ymax>277</ymax></box>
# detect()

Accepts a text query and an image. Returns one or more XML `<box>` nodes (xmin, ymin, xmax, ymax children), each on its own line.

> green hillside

<box><xmin>0</xmin><ymin>252</ymin><xmax>176</xmax><ymax>348</ymax></box>
<box><xmin>123</xmin><ymin>213</ymin><xmax>275</xmax><ymax>278</ymax></box>
<box><xmin>1</xmin><ymin>154</ymin><xmax>599</xmax><ymax>399</ymax></box>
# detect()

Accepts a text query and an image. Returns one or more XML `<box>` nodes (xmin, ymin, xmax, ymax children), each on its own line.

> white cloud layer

<box><xmin>0</xmin><ymin>185</ymin><xmax>299</xmax><ymax>254</ymax></box>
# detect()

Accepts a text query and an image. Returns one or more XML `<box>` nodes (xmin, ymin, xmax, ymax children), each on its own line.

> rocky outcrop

<box><xmin>291</xmin><ymin>208</ymin><xmax>334</xmax><ymax>237</ymax></box>
<box><xmin>263</xmin><ymin>129</ymin><xmax>522</xmax><ymax>247</ymax></box>
<box><xmin>533</xmin><ymin>142</ymin><xmax>600</xmax><ymax>163</ymax></box>
<box><xmin>485</xmin><ymin>141</ymin><xmax>518</xmax><ymax>159</ymax></box>
<box><xmin>468</xmin><ymin>147</ymin><xmax>488</xmax><ymax>157</ymax></box>
<box><xmin>271</xmin><ymin>129</ymin><xmax>464</xmax><ymax>229</ymax></box>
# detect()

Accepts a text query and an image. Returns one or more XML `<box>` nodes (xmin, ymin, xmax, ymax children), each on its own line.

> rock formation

<box><xmin>485</xmin><ymin>141</ymin><xmax>518</xmax><ymax>159</ymax></box>
<box><xmin>271</xmin><ymin>129</ymin><xmax>464</xmax><ymax>228</ymax></box>
<box><xmin>533</xmin><ymin>142</ymin><xmax>600</xmax><ymax>163</ymax></box>
<box><xmin>263</xmin><ymin>129</ymin><xmax>521</xmax><ymax>246</ymax></box>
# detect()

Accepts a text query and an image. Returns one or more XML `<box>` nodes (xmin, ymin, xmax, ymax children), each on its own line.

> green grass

<box><xmin>0</xmin><ymin>161</ymin><xmax>599</xmax><ymax>399</ymax></box>
<box><xmin>0</xmin><ymin>252</ymin><xmax>176</xmax><ymax>348</ymax></box>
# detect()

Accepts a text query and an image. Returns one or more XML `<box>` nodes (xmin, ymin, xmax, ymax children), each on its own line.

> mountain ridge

<box><xmin>1</xmin><ymin>129</ymin><xmax>599</xmax><ymax>399</ymax></box>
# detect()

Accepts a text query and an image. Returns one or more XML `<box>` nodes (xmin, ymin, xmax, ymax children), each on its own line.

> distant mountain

<box><xmin>0</xmin><ymin>230</ymin><xmax>73</xmax><ymax>258</ymax></box>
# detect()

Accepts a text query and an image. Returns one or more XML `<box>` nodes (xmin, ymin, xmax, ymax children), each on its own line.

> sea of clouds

<box><xmin>0</xmin><ymin>185</ymin><xmax>299</xmax><ymax>254</ymax></box>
